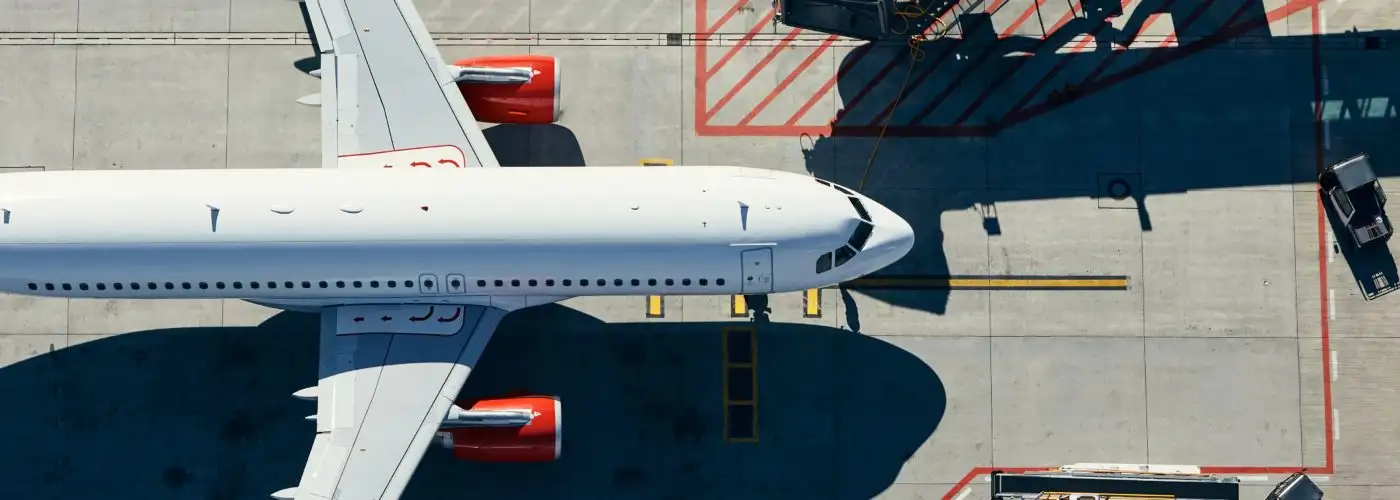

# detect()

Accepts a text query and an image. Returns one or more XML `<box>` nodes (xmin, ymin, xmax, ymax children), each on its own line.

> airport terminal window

<box><xmin>848</xmin><ymin>197</ymin><xmax>871</xmax><ymax>222</ymax></box>
<box><xmin>834</xmin><ymin>245</ymin><xmax>856</xmax><ymax>267</ymax></box>
<box><xmin>816</xmin><ymin>252</ymin><xmax>833</xmax><ymax>274</ymax></box>
<box><xmin>849</xmin><ymin>221</ymin><xmax>873</xmax><ymax>250</ymax></box>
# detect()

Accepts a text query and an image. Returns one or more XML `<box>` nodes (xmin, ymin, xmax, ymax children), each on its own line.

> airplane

<box><xmin>0</xmin><ymin>0</ymin><xmax>915</xmax><ymax>498</ymax></box>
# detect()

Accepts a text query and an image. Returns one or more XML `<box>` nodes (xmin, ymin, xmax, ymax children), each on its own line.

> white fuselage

<box><xmin>0</xmin><ymin>165</ymin><xmax>915</xmax><ymax>309</ymax></box>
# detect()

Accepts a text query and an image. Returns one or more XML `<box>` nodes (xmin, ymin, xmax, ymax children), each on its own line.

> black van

<box><xmin>1266</xmin><ymin>473</ymin><xmax>1323</xmax><ymax>500</ymax></box>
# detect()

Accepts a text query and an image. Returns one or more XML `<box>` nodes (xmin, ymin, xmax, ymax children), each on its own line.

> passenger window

<box><xmin>250</xmin><ymin>282</ymin><xmax>260</xmax><ymax>289</ymax></box>
<box><xmin>335</xmin><ymin>281</ymin><xmax>346</xmax><ymax>288</ymax></box>
<box><xmin>79</xmin><ymin>283</ymin><xmax>89</xmax><ymax>290</ymax></box>
<box><xmin>284</xmin><ymin>281</ymin><xmax>294</xmax><ymax>288</ymax></box>
<box><xmin>665</xmin><ymin>279</ymin><xmax>674</xmax><ymax>286</ymax></box>
<box><xmin>834</xmin><ymin>245</ymin><xmax>856</xmax><ymax>266</ymax></box>
<box><xmin>477</xmin><ymin>280</ymin><xmax>487</xmax><ymax>287</ymax></box>
<box><xmin>494</xmin><ymin>280</ymin><xmax>504</xmax><ymax>287</ymax></box>
<box><xmin>301</xmin><ymin>281</ymin><xmax>311</xmax><ymax>288</ymax></box>
<box><xmin>233</xmin><ymin>282</ymin><xmax>243</xmax><ymax>289</ymax></box>
<box><xmin>403</xmin><ymin>280</ymin><xmax>414</xmax><ymax>288</ymax></box>
<box><xmin>44</xmin><ymin>284</ymin><xmax>54</xmax><ymax>291</ymax></box>
<box><xmin>546</xmin><ymin>279</ymin><xmax>555</xmax><ymax>286</ymax></box>
<box><xmin>597</xmin><ymin>279</ymin><xmax>607</xmax><ymax>286</ymax></box>
<box><xmin>631</xmin><ymin>279</ymin><xmax>640</xmax><ymax>286</ymax></box>
<box><xmin>699</xmin><ymin>279</ymin><xmax>708</xmax><ymax>286</ymax></box>
<box><xmin>613</xmin><ymin>279</ymin><xmax>623</xmax><ymax>286</ymax></box>
<box><xmin>511</xmin><ymin>279</ymin><xmax>520</xmax><ymax>287</ymax></box>
<box><xmin>816</xmin><ymin>252</ymin><xmax>833</xmax><ymax>273</ymax></box>
<box><xmin>182</xmin><ymin>283</ymin><xmax>192</xmax><ymax>290</ymax></box>
<box><xmin>579</xmin><ymin>279</ymin><xmax>589</xmax><ymax>287</ymax></box>
<box><xmin>715</xmin><ymin>278</ymin><xmax>726</xmax><ymax>285</ymax></box>
<box><xmin>26</xmin><ymin>283</ymin><xmax>36</xmax><ymax>291</ymax></box>
<box><xmin>648</xmin><ymin>279</ymin><xmax>657</xmax><ymax>286</ymax></box>
<box><xmin>563</xmin><ymin>279</ymin><xmax>572</xmax><ymax>286</ymax></box>
<box><xmin>199</xmin><ymin>282</ymin><xmax>209</xmax><ymax>289</ymax></box>
<box><xmin>217</xmin><ymin>282</ymin><xmax>227</xmax><ymax>289</ymax></box>
<box><xmin>318</xmin><ymin>281</ymin><xmax>328</xmax><ymax>288</ymax></box>
<box><xmin>97</xmin><ymin>283</ymin><xmax>107</xmax><ymax>290</ymax></box>
<box><xmin>130</xmin><ymin>282</ymin><xmax>140</xmax><ymax>290</ymax></box>
<box><xmin>352</xmin><ymin>281</ymin><xmax>362</xmax><ymax>288</ymax></box>
<box><xmin>529</xmin><ymin>279</ymin><xmax>538</xmax><ymax>287</ymax></box>
<box><xmin>370</xmin><ymin>281</ymin><xmax>380</xmax><ymax>288</ymax></box>
<box><xmin>266</xmin><ymin>282</ymin><xmax>276</xmax><ymax>289</ymax></box>
<box><xmin>447</xmin><ymin>278</ymin><xmax>459</xmax><ymax>289</ymax></box>
<box><xmin>386</xmin><ymin>280</ymin><xmax>396</xmax><ymax>288</ymax></box>
<box><xmin>114</xmin><ymin>283</ymin><xmax>124</xmax><ymax>290</ymax></box>
<box><xmin>682</xmin><ymin>279</ymin><xmax>691</xmax><ymax>286</ymax></box>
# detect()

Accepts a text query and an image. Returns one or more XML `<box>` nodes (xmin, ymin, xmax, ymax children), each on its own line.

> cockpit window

<box><xmin>849</xmin><ymin>221</ymin><xmax>873</xmax><ymax>250</ymax></box>
<box><xmin>848</xmin><ymin>196</ymin><xmax>871</xmax><ymax>222</ymax></box>
<box><xmin>816</xmin><ymin>252</ymin><xmax>833</xmax><ymax>274</ymax></box>
<box><xmin>815</xmin><ymin>178</ymin><xmax>832</xmax><ymax>186</ymax></box>
<box><xmin>834</xmin><ymin>245</ymin><xmax>857</xmax><ymax>267</ymax></box>
<box><xmin>832</xmin><ymin>184</ymin><xmax>853</xmax><ymax>195</ymax></box>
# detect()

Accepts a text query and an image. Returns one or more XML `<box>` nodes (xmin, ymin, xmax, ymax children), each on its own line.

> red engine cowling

<box><xmin>438</xmin><ymin>395</ymin><xmax>561</xmax><ymax>462</ymax></box>
<box><xmin>454</xmin><ymin>55</ymin><xmax>561</xmax><ymax>124</ymax></box>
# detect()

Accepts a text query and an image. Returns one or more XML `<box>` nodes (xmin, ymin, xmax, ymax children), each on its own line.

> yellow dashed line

<box><xmin>722</xmin><ymin>326</ymin><xmax>758</xmax><ymax>443</ymax></box>
<box><xmin>845</xmin><ymin>276</ymin><xmax>1131</xmax><ymax>290</ymax></box>
<box><xmin>803</xmin><ymin>288</ymin><xmax>821</xmax><ymax>318</ymax></box>
<box><xmin>646</xmin><ymin>295</ymin><xmax>665</xmax><ymax>318</ymax></box>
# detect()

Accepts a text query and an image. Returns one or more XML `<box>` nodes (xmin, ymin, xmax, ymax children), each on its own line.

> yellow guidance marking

<box><xmin>803</xmin><ymin>288</ymin><xmax>822</xmax><ymax>318</ymax></box>
<box><xmin>645</xmin><ymin>295</ymin><xmax>665</xmax><ymax>318</ymax></box>
<box><xmin>730</xmin><ymin>295</ymin><xmax>747</xmax><ymax>318</ymax></box>
<box><xmin>641</xmin><ymin>158</ymin><xmax>672</xmax><ymax>316</ymax></box>
<box><xmin>845</xmin><ymin>275</ymin><xmax>1131</xmax><ymax>290</ymax></box>
<box><xmin>722</xmin><ymin>326</ymin><xmax>758</xmax><ymax>443</ymax></box>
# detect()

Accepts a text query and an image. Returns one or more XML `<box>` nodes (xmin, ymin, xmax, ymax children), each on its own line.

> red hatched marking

<box><xmin>695</xmin><ymin>0</ymin><xmax>1321</xmax><ymax>138</ymax></box>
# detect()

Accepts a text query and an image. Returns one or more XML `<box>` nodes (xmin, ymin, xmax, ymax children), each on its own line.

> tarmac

<box><xmin>0</xmin><ymin>0</ymin><xmax>1398</xmax><ymax>498</ymax></box>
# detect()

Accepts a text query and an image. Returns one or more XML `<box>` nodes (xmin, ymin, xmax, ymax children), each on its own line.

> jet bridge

<box><xmin>772</xmin><ymin>0</ymin><xmax>955</xmax><ymax>41</ymax></box>
<box><xmin>990</xmin><ymin>464</ymin><xmax>1325</xmax><ymax>500</ymax></box>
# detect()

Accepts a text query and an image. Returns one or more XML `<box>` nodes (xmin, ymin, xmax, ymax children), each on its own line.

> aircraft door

<box><xmin>740</xmin><ymin>248</ymin><xmax>774</xmax><ymax>294</ymax></box>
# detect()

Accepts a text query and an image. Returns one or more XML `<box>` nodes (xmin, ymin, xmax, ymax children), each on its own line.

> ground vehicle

<box><xmin>1266</xmin><ymin>472</ymin><xmax>1324</xmax><ymax>500</ymax></box>
<box><xmin>1321</xmin><ymin>153</ymin><xmax>1392</xmax><ymax>248</ymax></box>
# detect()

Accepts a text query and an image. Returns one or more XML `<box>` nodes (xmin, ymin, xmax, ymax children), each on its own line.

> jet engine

<box><xmin>451</xmin><ymin>55</ymin><xmax>561</xmax><ymax>125</ymax></box>
<box><xmin>432</xmin><ymin>395</ymin><xmax>561</xmax><ymax>462</ymax></box>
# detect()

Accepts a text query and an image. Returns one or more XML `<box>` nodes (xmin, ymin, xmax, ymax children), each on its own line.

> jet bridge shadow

<box><xmin>800</xmin><ymin>0</ymin><xmax>1400</xmax><ymax>316</ymax></box>
<box><xmin>0</xmin><ymin>305</ymin><xmax>944</xmax><ymax>500</ymax></box>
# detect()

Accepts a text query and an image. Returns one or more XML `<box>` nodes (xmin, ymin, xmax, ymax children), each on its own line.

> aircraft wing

<box><xmin>301</xmin><ymin>0</ymin><xmax>500</xmax><ymax>168</ymax></box>
<box><xmin>274</xmin><ymin>304</ymin><xmax>505</xmax><ymax>500</ymax></box>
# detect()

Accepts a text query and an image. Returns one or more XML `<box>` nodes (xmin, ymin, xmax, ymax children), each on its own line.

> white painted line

<box><xmin>1333</xmin><ymin>409</ymin><xmax>1340</xmax><ymax>441</ymax></box>
<box><xmin>1331</xmin><ymin>350</ymin><xmax>1338</xmax><ymax>382</ymax></box>
<box><xmin>1320</xmin><ymin>8</ymin><xmax>1328</xmax><ymax>33</ymax></box>
<box><xmin>1237</xmin><ymin>475</ymin><xmax>1271</xmax><ymax>482</ymax></box>
<box><xmin>1312</xmin><ymin>475</ymin><xmax>1331</xmax><ymax>482</ymax></box>
<box><xmin>953</xmin><ymin>487</ymin><xmax>972</xmax><ymax>500</ymax></box>
<box><xmin>1328</xmin><ymin>232</ymin><xmax>1336</xmax><ymax>263</ymax></box>
<box><xmin>1328</xmin><ymin>289</ymin><xmax>1336</xmax><ymax>320</ymax></box>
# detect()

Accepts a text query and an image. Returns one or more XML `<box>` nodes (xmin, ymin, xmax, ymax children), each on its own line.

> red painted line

<box><xmin>1145</xmin><ymin>0</ymin><xmax>1215</xmax><ymax>52</ymax></box>
<box><xmin>695</xmin><ymin>0</ymin><xmax>710</xmax><ymax>135</ymax></box>
<box><xmin>827</xmin><ymin>1</ymin><xmax>1000</xmax><ymax>126</ymax></box>
<box><xmin>933</xmin><ymin>6</ymin><xmax>1333</xmax><ymax>498</ymax></box>
<box><xmin>739</xmin><ymin>35</ymin><xmax>839</xmax><ymax>126</ymax></box>
<box><xmin>897</xmin><ymin>2</ymin><xmax>1086</xmax><ymax>128</ymax></box>
<box><xmin>705</xmin><ymin>27</ymin><xmax>803</xmax><ymax>120</ymax></box>
<box><xmin>1001</xmin><ymin>0</ymin><xmax>1049</xmax><ymax>35</ymax></box>
<box><xmin>704</xmin><ymin>8</ymin><xmax>777</xmax><ymax>78</ymax></box>
<box><xmin>996</xmin><ymin>0</ymin><xmax>1146</xmax><ymax>123</ymax></box>
<box><xmin>707</xmin><ymin>0</ymin><xmax>751</xmax><ymax>33</ymax></box>
<box><xmin>1145</xmin><ymin>0</ymin><xmax>1252</xmax><ymax>64</ymax></box>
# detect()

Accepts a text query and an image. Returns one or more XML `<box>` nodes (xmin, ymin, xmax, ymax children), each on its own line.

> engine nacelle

<box><xmin>434</xmin><ymin>395</ymin><xmax>561</xmax><ymax>462</ymax></box>
<box><xmin>453</xmin><ymin>55</ymin><xmax>561</xmax><ymax>124</ymax></box>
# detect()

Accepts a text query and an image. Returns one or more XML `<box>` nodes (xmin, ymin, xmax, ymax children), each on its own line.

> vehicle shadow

<box><xmin>0</xmin><ymin>304</ymin><xmax>945</xmax><ymax>500</ymax></box>
<box><xmin>1322</xmin><ymin>192</ymin><xmax>1400</xmax><ymax>300</ymax></box>
<box><xmin>799</xmin><ymin>0</ymin><xmax>1400</xmax><ymax>316</ymax></box>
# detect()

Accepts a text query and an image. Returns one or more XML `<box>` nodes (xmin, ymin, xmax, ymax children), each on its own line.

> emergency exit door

<box><xmin>740</xmin><ymin>248</ymin><xmax>774</xmax><ymax>294</ymax></box>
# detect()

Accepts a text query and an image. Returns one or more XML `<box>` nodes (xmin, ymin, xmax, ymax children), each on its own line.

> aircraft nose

<box><xmin>863</xmin><ymin>197</ymin><xmax>916</xmax><ymax>266</ymax></box>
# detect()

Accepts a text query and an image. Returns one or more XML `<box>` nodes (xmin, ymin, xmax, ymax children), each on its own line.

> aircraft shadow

<box><xmin>801</xmin><ymin>0</ymin><xmax>1400</xmax><ymax>316</ymax></box>
<box><xmin>482</xmin><ymin>124</ymin><xmax>587</xmax><ymax>167</ymax></box>
<box><xmin>0</xmin><ymin>305</ymin><xmax>945</xmax><ymax>500</ymax></box>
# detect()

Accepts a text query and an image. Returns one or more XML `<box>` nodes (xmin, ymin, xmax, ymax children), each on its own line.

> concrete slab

<box><xmin>985</xmin><ymin>194</ymin><xmax>1145</xmax><ymax>337</ymax></box>
<box><xmin>0</xmin><ymin>0</ymin><xmax>76</xmax><ymax>32</ymax></box>
<box><xmin>1145</xmin><ymin>337</ymin><xmax>1302</xmax><ymax>466</ymax></box>
<box><xmin>230</xmin><ymin>0</ymin><xmax>307</xmax><ymax>32</ymax></box>
<box><xmin>0</xmin><ymin>296</ymin><xmax>69</xmax><ymax>335</ymax></box>
<box><xmin>0</xmin><ymin>47</ymin><xmax>75</xmax><ymax>170</ymax></box>
<box><xmin>691</xmin><ymin>0</ymin><xmax>780</xmax><ymax>36</ymax></box>
<box><xmin>531</xmin><ymin>0</ymin><xmax>684</xmax><ymax>33</ymax></box>
<box><xmin>991</xmin><ymin>337</ymin><xmax>1150</xmax><ymax>466</ymax></box>
<box><xmin>72</xmin><ymin>46</ymin><xmax>230</xmax><ymax>170</ymax></box>
<box><xmin>76</xmin><ymin>0</ymin><xmax>230</xmax><ymax>32</ymax></box>
<box><xmin>1141</xmin><ymin>191</ymin><xmax>1299</xmax><ymax>338</ymax></box>
<box><xmin>226</xmin><ymin>46</ymin><xmax>319</xmax><ymax>169</ymax></box>
<box><xmin>0</xmin><ymin>334</ymin><xmax>67</xmax><ymax>368</ymax></box>
<box><xmin>1326</xmin><ymin>337</ymin><xmax>1400</xmax><ymax>486</ymax></box>
<box><xmin>67</xmin><ymin>299</ymin><xmax>223</xmax><ymax>335</ymax></box>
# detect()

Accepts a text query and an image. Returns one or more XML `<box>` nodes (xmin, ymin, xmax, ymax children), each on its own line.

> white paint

<box><xmin>1313</xmin><ymin>475</ymin><xmax>1331</xmax><ymax>482</ymax></box>
<box><xmin>1328</xmin><ymin>232</ymin><xmax>1336</xmax><ymax>263</ymax></box>
<box><xmin>953</xmin><ymin>487</ymin><xmax>972</xmax><ymax>500</ymax></box>
<box><xmin>1328</xmin><ymin>289</ymin><xmax>1336</xmax><ymax>320</ymax></box>
<box><xmin>0</xmin><ymin>167</ymin><xmax>916</xmax><ymax>306</ymax></box>
<box><xmin>1237</xmin><ymin>475</ymin><xmax>1271</xmax><ymax>482</ymax></box>
<box><xmin>1331</xmin><ymin>351</ymin><xmax>1338</xmax><ymax>382</ymax></box>
<box><xmin>1333</xmin><ymin>409</ymin><xmax>1340</xmax><ymax>441</ymax></box>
